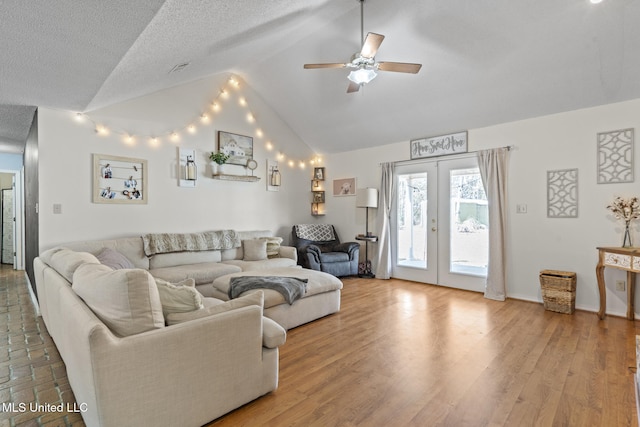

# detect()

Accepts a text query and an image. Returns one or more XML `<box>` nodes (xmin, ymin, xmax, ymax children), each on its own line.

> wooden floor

<box><xmin>2</xmin><ymin>267</ymin><xmax>639</xmax><ymax>426</ymax></box>
<box><xmin>209</xmin><ymin>277</ymin><xmax>640</xmax><ymax>427</ymax></box>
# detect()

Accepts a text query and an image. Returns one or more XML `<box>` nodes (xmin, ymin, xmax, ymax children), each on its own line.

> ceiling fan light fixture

<box><xmin>348</xmin><ymin>66</ymin><xmax>377</xmax><ymax>85</ymax></box>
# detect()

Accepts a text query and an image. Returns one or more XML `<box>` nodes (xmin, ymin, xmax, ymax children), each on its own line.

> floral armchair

<box><xmin>291</xmin><ymin>224</ymin><xmax>359</xmax><ymax>277</ymax></box>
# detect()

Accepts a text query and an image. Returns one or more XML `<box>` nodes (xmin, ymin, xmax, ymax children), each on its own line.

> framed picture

<box><xmin>410</xmin><ymin>131</ymin><xmax>468</xmax><ymax>159</ymax></box>
<box><xmin>333</xmin><ymin>177</ymin><xmax>356</xmax><ymax>196</ymax></box>
<box><xmin>218</xmin><ymin>130</ymin><xmax>253</xmax><ymax>166</ymax></box>
<box><xmin>314</xmin><ymin>167</ymin><xmax>325</xmax><ymax>181</ymax></box>
<box><xmin>312</xmin><ymin>191</ymin><xmax>325</xmax><ymax>203</ymax></box>
<box><xmin>93</xmin><ymin>154</ymin><xmax>148</xmax><ymax>204</ymax></box>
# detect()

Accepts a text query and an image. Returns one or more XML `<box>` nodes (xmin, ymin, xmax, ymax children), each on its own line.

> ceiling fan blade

<box><xmin>304</xmin><ymin>63</ymin><xmax>346</xmax><ymax>69</ymax></box>
<box><xmin>360</xmin><ymin>32</ymin><xmax>384</xmax><ymax>59</ymax></box>
<box><xmin>347</xmin><ymin>81</ymin><xmax>361</xmax><ymax>93</ymax></box>
<box><xmin>377</xmin><ymin>62</ymin><xmax>422</xmax><ymax>74</ymax></box>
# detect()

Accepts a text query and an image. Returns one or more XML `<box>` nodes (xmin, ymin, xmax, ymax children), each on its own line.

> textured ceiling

<box><xmin>1</xmin><ymin>0</ymin><xmax>639</xmax><ymax>154</ymax></box>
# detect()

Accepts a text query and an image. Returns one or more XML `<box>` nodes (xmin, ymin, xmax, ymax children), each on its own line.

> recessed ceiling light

<box><xmin>590</xmin><ymin>0</ymin><xmax>603</xmax><ymax>4</ymax></box>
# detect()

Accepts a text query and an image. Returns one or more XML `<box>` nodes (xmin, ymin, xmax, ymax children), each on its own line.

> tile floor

<box><xmin>0</xmin><ymin>266</ymin><xmax>84</xmax><ymax>427</ymax></box>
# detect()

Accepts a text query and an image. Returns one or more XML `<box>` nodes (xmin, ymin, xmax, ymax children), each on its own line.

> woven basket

<box><xmin>539</xmin><ymin>270</ymin><xmax>576</xmax><ymax>314</ymax></box>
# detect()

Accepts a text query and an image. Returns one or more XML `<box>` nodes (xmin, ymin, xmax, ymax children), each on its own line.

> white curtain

<box><xmin>477</xmin><ymin>148</ymin><xmax>510</xmax><ymax>301</ymax></box>
<box><xmin>375</xmin><ymin>162</ymin><xmax>396</xmax><ymax>279</ymax></box>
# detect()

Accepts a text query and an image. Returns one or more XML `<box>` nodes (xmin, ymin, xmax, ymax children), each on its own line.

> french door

<box><xmin>392</xmin><ymin>157</ymin><xmax>488</xmax><ymax>292</ymax></box>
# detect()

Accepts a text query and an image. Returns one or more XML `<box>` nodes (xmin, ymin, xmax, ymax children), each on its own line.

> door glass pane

<box><xmin>449</xmin><ymin>168</ymin><xmax>488</xmax><ymax>276</ymax></box>
<box><xmin>397</xmin><ymin>173</ymin><xmax>427</xmax><ymax>268</ymax></box>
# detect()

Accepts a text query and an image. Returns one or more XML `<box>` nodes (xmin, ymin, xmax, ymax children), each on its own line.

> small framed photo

<box><xmin>314</xmin><ymin>167</ymin><xmax>325</xmax><ymax>181</ymax></box>
<box><xmin>313</xmin><ymin>191</ymin><xmax>325</xmax><ymax>203</ymax></box>
<box><xmin>218</xmin><ymin>130</ymin><xmax>253</xmax><ymax>166</ymax></box>
<box><xmin>333</xmin><ymin>177</ymin><xmax>356</xmax><ymax>196</ymax></box>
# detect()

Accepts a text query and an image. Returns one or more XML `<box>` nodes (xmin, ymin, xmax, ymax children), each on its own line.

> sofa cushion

<box><xmin>165</xmin><ymin>290</ymin><xmax>264</xmax><ymax>325</ymax></box>
<box><xmin>149</xmin><ymin>262</ymin><xmax>241</xmax><ymax>285</ymax></box>
<box><xmin>72</xmin><ymin>264</ymin><xmax>164</xmax><ymax>337</ymax></box>
<box><xmin>222</xmin><ymin>258</ymin><xmax>298</xmax><ymax>271</ymax></box>
<box><xmin>319</xmin><ymin>252</ymin><xmax>350</xmax><ymax>263</ymax></box>
<box><xmin>155</xmin><ymin>278</ymin><xmax>203</xmax><ymax>317</ymax></box>
<box><xmin>148</xmin><ymin>250</ymin><xmax>222</xmax><ymax>269</ymax></box>
<box><xmin>221</xmin><ymin>230</ymin><xmax>274</xmax><ymax>261</ymax></box>
<box><xmin>96</xmin><ymin>248</ymin><xmax>135</xmax><ymax>270</ymax></box>
<box><xmin>243</xmin><ymin>239</ymin><xmax>268</xmax><ymax>261</ymax></box>
<box><xmin>40</xmin><ymin>247</ymin><xmax>101</xmax><ymax>282</ymax></box>
<box><xmin>212</xmin><ymin>267</ymin><xmax>343</xmax><ymax>309</ymax></box>
<box><xmin>64</xmin><ymin>237</ymin><xmax>149</xmax><ymax>269</ymax></box>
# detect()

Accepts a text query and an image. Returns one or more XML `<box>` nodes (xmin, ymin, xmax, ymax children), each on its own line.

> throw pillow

<box><xmin>72</xmin><ymin>263</ymin><xmax>165</xmax><ymax>337</ymax></box>
<box><xmin>166</xmin><ymin>290</ymin><xmax>264</xmax><ymax>326</ymax></box>
<box><xmin>96</xmin><ymin>247</ymin><xmax>135</xmax><ymax>270</ymax></box>
<box><xmin>243</xmin><ymin>239</ymin><xmax>268</xmax><ymax>261</ymax></box>
<box><xmin>263</xmin><ymin>237</ymin><xmax>283</xmax><ymax>259</ymax></box>
<box><xmin>154</xmin><ymin>278</ymin><xmax>203</xmax><ymax>317</ymax></box>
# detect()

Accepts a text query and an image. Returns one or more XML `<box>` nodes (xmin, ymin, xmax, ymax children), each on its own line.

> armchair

<box><xmin>291</xmin><ymin>224</ymin><xmax>359</xmax><ymax>277</ymax></box>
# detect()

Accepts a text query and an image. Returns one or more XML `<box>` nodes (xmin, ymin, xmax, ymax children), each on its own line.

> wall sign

<box><xmin>410</xmin><ymin>131</ymin><xmax>468</xmax><ymax>159</ymax></box>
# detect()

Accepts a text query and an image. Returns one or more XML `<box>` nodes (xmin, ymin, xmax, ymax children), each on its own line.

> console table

<box><xmin>596</xmin><ymin>247</ymin><xmax>640</xmax><ymax>320</ymax></box>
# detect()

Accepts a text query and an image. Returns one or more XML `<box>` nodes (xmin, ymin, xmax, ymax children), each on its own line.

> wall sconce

<box><xmin>178</xmin><ymin>148</ymin><xmax>197</xmax><ymax>188</ymax></box>
<box><xmin>267</xmin><ymin>160</ymin><xmax>280</xmax><ymax>192</ymax></box>
<box><xmin>270</xmin><ymin>165</ymin><xmax>281</xmax><ymax>186</ymax></box>
<box><xmin>185</xmin><ymin>155</ymin><xmax>197</xmax><ymax>181</ymax></box>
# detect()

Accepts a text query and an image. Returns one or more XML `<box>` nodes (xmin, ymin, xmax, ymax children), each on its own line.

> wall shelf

<box><xmin>212</xmin><ymin>174</ymin><xmax>260</xmax><ymax>182</ymax></box>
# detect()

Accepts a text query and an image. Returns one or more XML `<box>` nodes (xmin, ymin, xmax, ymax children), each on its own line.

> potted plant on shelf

<box><xmin>210</xmin><ymin>152</ymin><xmax>230</xmax><ymax>175</ymax></box>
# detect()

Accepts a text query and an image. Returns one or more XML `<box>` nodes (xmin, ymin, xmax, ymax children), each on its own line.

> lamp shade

<box><xmin>356</xmin><ymin>188</ymin><xmax>378</xmax><ymax>208</ymax></box>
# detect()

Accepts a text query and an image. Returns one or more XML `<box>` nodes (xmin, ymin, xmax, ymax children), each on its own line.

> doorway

<box><xmin>392</xmin><ymin>157</ymin><xmax>488</xmax><ymax>292</ymax></box>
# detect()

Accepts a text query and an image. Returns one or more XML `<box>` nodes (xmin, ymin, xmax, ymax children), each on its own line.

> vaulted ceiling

<box><xmin>1</xmin><ymin>0</ymin><xmax>639</xmax><ymax>154</ymax></box>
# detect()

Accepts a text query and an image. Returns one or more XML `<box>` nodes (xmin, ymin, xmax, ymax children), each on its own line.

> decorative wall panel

<box><xmin>547</xmin><ymin>168</ymin><xmax>578</xmax><ymax>218</ymax></box>
<box><xmin>597</xmin><ymin>128</ymin><xmax>634</xmax><ymax>184</ymax></box>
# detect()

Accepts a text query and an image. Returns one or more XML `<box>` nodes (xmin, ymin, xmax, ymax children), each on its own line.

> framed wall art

<box><xmin>314</xmin><ymin>167</ymin><xmax>325</xmax><ymax>181</ymax></box>
<box><xmin>597</xmin><ymin>128</ymin><xmax>634</xmax><ymax>184</ymax></box>
<box><xmin>547</xmin><ymin>168</ymin><xmax>578</xmax><ymax>218</ymax></box>
<box><xmin>218</xmin><ymin>130</ymin><xmax>253</xmax><ymax>166</ymax></box>
<box><xmin>93</xmin><ymin>154</ymin><xmax>148</xmax><ymax>204</ymax></box>
<box><xmin>333</xmin><ymin>177</ymin><xmax>356</xmax><ymax>196</ymax></box>
<box><xmin>410</xmin><ymin>131</ymin><xmax>468</xmax><ymax>159</ymax></box>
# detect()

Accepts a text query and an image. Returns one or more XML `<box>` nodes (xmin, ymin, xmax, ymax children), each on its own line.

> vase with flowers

<box><xmin>606</xmin><ymin>196</ymin><xmax>640</xmax><ymax>247</ymax></box>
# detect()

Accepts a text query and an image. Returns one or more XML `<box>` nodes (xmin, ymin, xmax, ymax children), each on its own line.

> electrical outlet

<box><xmin>615</xmin><ymin>280</ymin><xmax>626</xmax><ymax>291</ymax></box>
<box><xmin>516</xmin><ymin>204</ymin><xmax>527</xmax><ymax>214</ymax></box>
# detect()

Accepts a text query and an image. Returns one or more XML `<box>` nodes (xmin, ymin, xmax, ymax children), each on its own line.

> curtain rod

<box><xmin>382</xmin><ymin>145</ymin><xmax>514</xmax><ymax>166</ymax></box>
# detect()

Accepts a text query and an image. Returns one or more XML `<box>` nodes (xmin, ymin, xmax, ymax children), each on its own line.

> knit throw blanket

<box><xmin>142</xmin><ymin>230</ymin><xmax>240</xmax><ymax>256</ymax></box>
<box><xmin>228</xmin><ymin>276</ymin><xmax>308</xmax><ymax>305</ymax></box>
<box><xmin>294</xmin><ymin>224</ymin><xmax>335</xmax><ymax>241</ymax></box>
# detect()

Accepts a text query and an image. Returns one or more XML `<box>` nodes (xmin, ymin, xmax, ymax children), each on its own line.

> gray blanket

<box><xmin>228</xmin><ymin>276</ymin><xmax>308</xmax><ymax>305</ymax></box>
<box><xmin>142</xmin><ymin>230</ymin><xmax>240</xmax><ymax>256</ymax></box>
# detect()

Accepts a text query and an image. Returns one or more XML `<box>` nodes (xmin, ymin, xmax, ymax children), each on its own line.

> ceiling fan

<box><xmin>303</xmin><ymin>0</ymin><xmax>422</xmax><ymax>93</ymax></box>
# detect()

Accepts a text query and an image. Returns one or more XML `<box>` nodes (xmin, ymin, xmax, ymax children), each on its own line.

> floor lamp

<box><xmin>356</xmin><ymin>188</ymin><xmax>378</xmax><ymax>278</ymax></box>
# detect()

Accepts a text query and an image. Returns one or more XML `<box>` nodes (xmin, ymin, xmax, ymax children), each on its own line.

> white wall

<box><xmin>323</xmin><ymin>98</ymin><xmax>640</xmax><ymax>317</ymax></box>
<box><xmin>37</xmin><ymin>74</ymin><xmax>315</xmax><ymax>250</ymax></box>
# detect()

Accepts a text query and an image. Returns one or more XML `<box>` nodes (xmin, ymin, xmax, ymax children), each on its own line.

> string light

<box><xmin>74</xmin><ymin>74</ymin><xmax>320</xmax><ymax>166</ymax></box>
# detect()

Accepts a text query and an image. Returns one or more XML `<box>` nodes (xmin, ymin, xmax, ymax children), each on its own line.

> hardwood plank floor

<box><xmin>2</xmin><ymin>267</ymin><xmax>638</xmax><ymax>426</ymax></box>
<box><xmin>209</xmin><ymin>277</ymin><xmax>640</xmax><ymax>427</ymax></box>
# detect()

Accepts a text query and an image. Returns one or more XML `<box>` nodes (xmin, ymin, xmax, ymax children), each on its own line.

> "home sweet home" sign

<box><xmin>410</xmin><ymin>131</ymin><xmax>468</xmax><ymax>159</ymax></box>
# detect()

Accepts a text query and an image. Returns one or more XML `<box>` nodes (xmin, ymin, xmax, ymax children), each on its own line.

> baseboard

<box><xmin>24</xmin><ymin>271</ymin><xmax>40</xmax><ymax>317</ymax></box>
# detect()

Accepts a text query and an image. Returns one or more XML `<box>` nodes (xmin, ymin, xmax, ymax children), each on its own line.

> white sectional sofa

<box><xmin>33</xmin><ymin>229</ymin><xmax>343</xmax><ymax>427</ymax></box>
